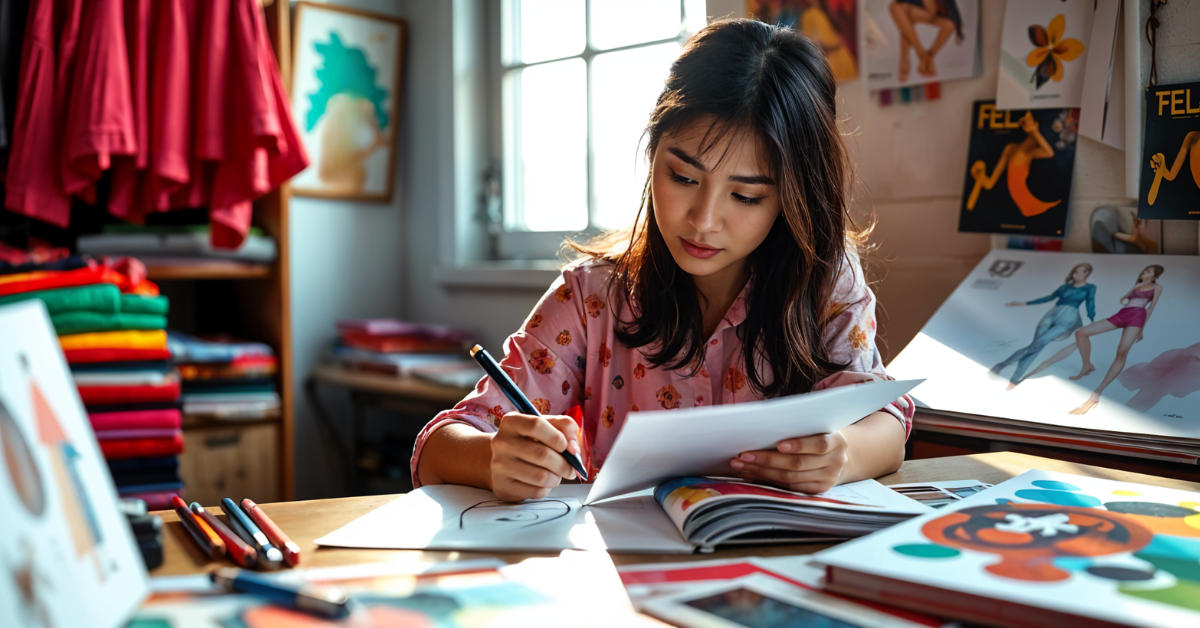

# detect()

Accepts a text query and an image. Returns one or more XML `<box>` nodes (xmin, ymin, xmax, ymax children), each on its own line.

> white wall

<box><xmin>289</xmin><ymin>0</ymin><xmax>408</xmax><ymax>499</ymax></box>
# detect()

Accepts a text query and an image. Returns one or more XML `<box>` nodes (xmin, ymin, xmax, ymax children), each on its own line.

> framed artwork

<box><xmin>862</xmin><ymin>0</ymin><xmax>981</xmax><ymax>90</ymax></box>
<box><xmin>291</xmin><ymin>2</ymin><xmax>406</xmax><ymax>202</ymax></box>
<box><xmin>996</xmin><ymin>0</ymin><xmax>1093</xmax><ymax>110</ymax></box>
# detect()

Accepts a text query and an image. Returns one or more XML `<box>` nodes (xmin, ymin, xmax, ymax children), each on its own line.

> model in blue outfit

<box><xmin>990</xmin><ymin>263</ymin><xmax>1096</xmax><ymax>389</ymax></box>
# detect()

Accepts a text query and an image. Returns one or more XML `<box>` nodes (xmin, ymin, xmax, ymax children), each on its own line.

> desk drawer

<box><xmin>179</xmin><ymin>423</ymin><xmax>280</xmax><ymax>507</ymax></box>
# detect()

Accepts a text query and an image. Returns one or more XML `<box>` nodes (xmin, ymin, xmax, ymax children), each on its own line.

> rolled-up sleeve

<box><xmin>812</xmin><ymin>257</ymin><xmax>914</xmax><ymax>439</ymax></box>
<box><xmin>410</xmin><ymin>267</ymin><xmax>589</xmax><ymax>487</ymax></box>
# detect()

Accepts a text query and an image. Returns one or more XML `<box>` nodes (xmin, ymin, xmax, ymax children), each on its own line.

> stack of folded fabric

<box><xmin>332</xmin><ymin>318</ymin><xmax>475</xmax><ymax>378</ymax></box>
<box><xmin>78</xmin><ymin>225</ymin><xmax>278</xmax><ymax>272</ymax></box>
<box><xmin>169</xmin><ymin>331</ymin><xmax>280</xmax><ymax>420</ymax></box>
<box><xmin>0</xmin><ymin>259</ymin><xmax>185</xmax><ymax>510</ymax></box>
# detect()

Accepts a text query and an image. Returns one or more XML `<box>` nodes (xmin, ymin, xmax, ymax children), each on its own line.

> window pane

<box><xmin>515</xmin><ymin>0</ymin><xmax>585</xmax><ymax>64</ymax></box>
<box><xmin>591</xmin><ymin>43</ymin><xmax>680</xmax><ymax>231</ymax></box>
<box><xmin>590</xmin><ymin>0</ymin><xmax>681</xmax><ymax>50</ymax></box>
<box><xmin>510</xmin><ymin>59</ymin><xmax>588</xmax><ymax>232</ymax></box>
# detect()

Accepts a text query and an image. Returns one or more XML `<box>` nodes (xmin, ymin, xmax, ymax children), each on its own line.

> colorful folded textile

<box><xmin>87</xmin><ymin>401</ymin><xmax>181</xmax><ymax>415</ymax></box>
<box><xmin>66</xmin><ymin>348</ymin><xmax>173</xmax><ymax>364</ymax></box>
<box><xmin>167</xmin><ymin>330</ymin><xmax>273</xmax><ymax>363</ymax></box>
<box><xmin>183</xmin><ymin>400</ymin><xmax>281</xmax><ymax>420</ymax></box>
<box><xmin>181</xmin><ymin>389</ymin><xmax>278</xmax><ymax>401</ymax></box>
<box><xmin>115</xmin><ymin>482</ymin><xmax>185</xmax><ymax>495</ymax></box>
<box><xmin>99</xmin><ymin>433</ymin><xmax>184</xmax><ymax>459</ymax></box>
<box><xmin>177</xmin><ymin>359</ymin><xmax>277</xmax><ymax>380</ymax></box>
<box><xmin>77</xmin><ymin>380</ymin><xmax>182</xmax><ymax>406</ymax></box>
<box><xmin>51</xmin><ymin>311</ymin><xmax>168</xmax><ymax>335</ymax></box>
<box><xmin>107</xmin><ymin>456</ymin><xmax>179</xmax><ymax>475</ymax></box>
<box><xmin>94</xmin><ymin>428</ymin><xmax>181</xmax><ymax>441</ymax></box>
<box><xmin>111</xmin><ymin>471</ymin><xmax>182</xmax><ymax>487</ymax></box>
<box><xmin>179</xmin><ymin>377</ymin><xmax>275</xmax><ymax>390</ymax></box>
<box><xmin>0</xmin><ymin>284</ymin><xmax>121</xmax><ymax>313</ymax></box>
<box><xmin>120</xmin><ymin>294</ymin><xmax>169</xmax><ymax>315</ymax></box>
<box><xmin>340</xmin><ymin>332</ymin><xmax>462</xmax><ymax>354</ymax></box>
<box><xmin>73</xmin><ymin>370</ymin><xmax>175</xmax><ymax>387</ymax></box>
<box><xmin>65</xmin><ymin>348</ymin><xmax>173</xmax><ymax>363</ymax></box>
<box><xmin>0</xmin><ymin>265</ymin><xmax>159</xmax><ymax>297</ymax></box>
<box><xmin>89</xmin><ymin>409</ymin><xmax>182</xmax><ymax>431</ymax></box>
<box><xmin>118</xmin><ymin>489</ymin><xmax>183</xmax><ymax>511</ymax></box>
<box><xmin>72</xmin><ymin>360</ymin><xmax>173</xmax><ymax>373</ymax></box>
<box><xmin>59</xmin><ymin>329</ymin><xmax>168</xmax><ymax>351</ymax></box>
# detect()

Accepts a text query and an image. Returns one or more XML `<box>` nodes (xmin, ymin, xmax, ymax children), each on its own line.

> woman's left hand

<box><xmin>729</xmin><ymin>431</ymin><xmax>850</xmax><ymax>494</ymax></box>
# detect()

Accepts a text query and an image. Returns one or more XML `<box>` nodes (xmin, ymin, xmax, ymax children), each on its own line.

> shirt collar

<box><xmin>716</xmin><ymin>275</ymin><xmax>752</xmax><ymax>332</ymax></box>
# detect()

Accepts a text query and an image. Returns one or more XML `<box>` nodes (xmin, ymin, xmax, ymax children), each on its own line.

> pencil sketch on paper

<box><xmin>458</xmin><ymin>499</ymin><xmax>573</xmax><ymax>529</ymax></box>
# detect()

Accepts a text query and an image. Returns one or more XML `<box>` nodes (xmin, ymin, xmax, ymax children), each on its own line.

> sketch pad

<box><xmin>584</xmin><ymin>378</ymin><xmax>921</xmax><ymax>505</ymax></box>
<box><xmin>313</xmin><ymin>484</ymin><xmax>696</xmax><ymax>554</ymax></box>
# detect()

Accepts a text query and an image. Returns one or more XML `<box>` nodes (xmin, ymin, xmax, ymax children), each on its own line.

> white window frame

<box><xmin>486</xmin><ymin>0</ymin><xmax>705</xmax><ymax>261</ymax></box>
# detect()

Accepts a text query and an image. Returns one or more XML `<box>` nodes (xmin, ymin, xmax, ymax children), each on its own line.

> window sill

<box><xmin>433</xmin><ymin>261</ymin><xmax>562</xmax><ymax>289</ymax></box>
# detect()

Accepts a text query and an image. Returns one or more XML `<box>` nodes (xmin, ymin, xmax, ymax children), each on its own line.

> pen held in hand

<box><xmin>469</xmin><ymin>344</ymin><xmax>588</xmax><ymax>482</ymax></box>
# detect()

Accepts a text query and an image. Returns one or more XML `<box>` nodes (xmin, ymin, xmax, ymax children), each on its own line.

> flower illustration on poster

<box><xmin>1026</xmin><ymin>14</ymin><xmax>1084</xmax><ymax>90</ymax></box>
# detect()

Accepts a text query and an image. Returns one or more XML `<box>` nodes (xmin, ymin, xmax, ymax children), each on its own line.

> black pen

<box><xmin>469</xmin><ymin>344</ymin><xmax>588</xmax><ymax>481</ymax></box>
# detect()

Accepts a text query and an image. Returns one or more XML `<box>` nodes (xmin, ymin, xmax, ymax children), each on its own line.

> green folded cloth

<box><xmin>50</xmin><ymin>312</ymin><xmax>168</xmax><ymax>335</ymax></box>
<box><xmin>120</xmin><ymin>294</ymin><xmax>170</xmax><ymax>315</ymax></box>
<box><xmin>0</xmin><ymin>284</ymin><xmax>121</xmax><ymax>315</ymax></box>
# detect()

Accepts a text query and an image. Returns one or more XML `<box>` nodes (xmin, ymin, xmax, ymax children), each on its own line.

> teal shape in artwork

<box><xmin>1013</xmin><ymin>489</ymin><xmax>1101</xmax><ymax>508</ymax></box>
<box><xmin>1051</xmin><ymin>557</ymin><xmax>1092</xmax><ymax>572</ymax></box>
<box><xmin>307</xmin><ymin>32</ymin><xmax>390</xmax><ymax>132</ymax></box>
<box><xmin>892</xmin><ymin>543</ymin><xmax>960</xmax><ymax>559</ymax></box>
<box><xmin>1030</xmin><ymin>480</ymin><xmax>1082</xmax><ymax>491</ymax></box>
<box><xmin>1134</xmin><ymin>536</ymin><xmax>1200</xmax><ymax>582</ymax></box>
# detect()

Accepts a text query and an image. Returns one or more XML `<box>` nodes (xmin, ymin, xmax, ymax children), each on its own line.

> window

<box><xmin>492</xmin><ymin>0</ymin><xmax>706</xmax><ymax>259</ymax></box>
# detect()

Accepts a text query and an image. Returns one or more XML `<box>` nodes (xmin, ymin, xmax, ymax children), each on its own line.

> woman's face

<box><xmin>651</xmin><ymin>119</ymin><xmax>782</xmax><ymax>288</ymax></box>
<box><xmin>1072</xmin><ymin>266</ymin><xmax>1090</xmax><ymax>283</ymax></box>
<box><xmin>1140</xmin><ymin>267</ymin><xmax>1156</xmax><ymax>282</ymax></box>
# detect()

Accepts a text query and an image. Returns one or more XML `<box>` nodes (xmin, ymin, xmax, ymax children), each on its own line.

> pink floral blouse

<box><xmin>410</xmin><ymin>256</ymin><xmax>914</xmax><ymax>487</ymax></box>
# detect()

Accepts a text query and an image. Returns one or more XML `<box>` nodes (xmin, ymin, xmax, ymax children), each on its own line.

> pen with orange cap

<box><xmin>190</xmin><ymin>502</ymin><xmax>257</xmax><ymax>569</ymax></box>
<box><xmin>172</xmin><ymin>495</ymin><xmax>225</xmax><ymax>559</ymax></box>
<box><xmin>241</xmin><ymin>498</ymin><xmax>301</xmax><ymax>567</ymax></box>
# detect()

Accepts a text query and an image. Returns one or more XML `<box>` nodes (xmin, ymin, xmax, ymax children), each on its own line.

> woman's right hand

<box><xmin>489</xmin><ymin>413</ymin><xmax>580</xmax><ymax>502</ymax></box>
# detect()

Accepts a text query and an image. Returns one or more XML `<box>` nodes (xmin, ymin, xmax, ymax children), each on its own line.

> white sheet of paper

<box><xmin>313</xmin><ymin>484</ymin><xmax>695</xmax><ymax>554</ymax></box>
<box><xmin>584</xmin><ymin>379</ymin><xmax>921</xmax><ymax>505</ymax></box>
<box><xmin>1079</xmin><ymin>0</ymin><xmax>1124</xmax><ymax>149</ymax></box>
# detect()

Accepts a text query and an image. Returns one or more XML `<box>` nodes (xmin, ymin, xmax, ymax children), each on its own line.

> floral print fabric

<box><xmin>410</xmin><ymin>256</ymin><xmax>914</xmax><ymax>486</ymax></box>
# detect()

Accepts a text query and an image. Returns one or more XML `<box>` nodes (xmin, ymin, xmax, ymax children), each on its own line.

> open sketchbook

<box><xmin>815</xmin><ymin>470</ymin><xmax>1200</xmax><ymax>628</ymax></box>
<box><xmin>314</xmin><ymin>477</ymin><xmax>930</xmax><ymax>554</ymax></box>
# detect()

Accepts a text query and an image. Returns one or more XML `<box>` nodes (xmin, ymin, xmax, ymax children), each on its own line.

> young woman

<box><xmin>990</xmin><ymin>263</ymin><xmax>1095</xmax><ymax>390</ymax></box>
<box><xmin>1025</xmin><ymin>265</ymin><xmax>1165</xmax><ymax>415</ymax></box>
<box><xmin>411</xmin><ymin>19</ymin><xmax>914</xmax><ymax>502</ymax></box>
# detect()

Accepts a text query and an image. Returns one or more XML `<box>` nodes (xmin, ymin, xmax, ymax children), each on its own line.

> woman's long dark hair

<box><xmin>570</xmin><ymin>18</ymin><xmax>869</xmax><ymax>398</ymax></box>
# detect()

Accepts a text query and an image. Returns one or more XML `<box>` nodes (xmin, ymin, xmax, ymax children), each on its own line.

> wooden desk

<box><xmin>152</xmin><ymin>451</ymin><xmax>1200</xmax><ymax>576</ymax></box>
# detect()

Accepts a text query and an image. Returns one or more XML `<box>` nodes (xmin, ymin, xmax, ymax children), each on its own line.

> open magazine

<box><xmin>654</xmin><ymin>477</ymin><xmax>934</xmax><ymax>551</ymax></box>
<box><xmin>314</xmin><ymin>477</ymin><xmax>932</xmax><ymax>555</ymax></box>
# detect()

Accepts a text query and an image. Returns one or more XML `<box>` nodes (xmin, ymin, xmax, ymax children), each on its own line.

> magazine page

<box><xmin>815</xmin><ymin>470</ymin><xmax>1200</xmax><ymax>628</ymax></box>
<box><xmin>653</xmin><ymin>477</ymin><xmax>931</xmax><ymax>536</ymax></box>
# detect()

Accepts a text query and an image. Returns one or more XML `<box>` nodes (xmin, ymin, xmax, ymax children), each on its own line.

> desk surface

<box><xmin>152</xmin><ymin>451</ymin><xmax>1200</xmax><ymax>576</ymax></box>
<box><xmin>310</xmin><ymin>362</ymin><xmax>473</xmax><ymax>405</ymax></box>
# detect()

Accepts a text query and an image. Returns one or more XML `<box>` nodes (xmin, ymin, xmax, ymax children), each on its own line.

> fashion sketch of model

<box><xmin>1147</xmin><ymin>131</ymin><xmax>1200</xmax><ymax>205</ymax></box>
<box><xmin>990</xmin><ymin>263</ymin><xmax>1095</xmax><ymax>391</ymax></box>
<box><xmin>966</xmin><ymin>112</ymin><xmax>1061</xmax><ymax>218</ymax></box>
<box><xmin>1025</xmin><ymin>265</ymin><xmax>1165</xmax><ymax>415</ymax></box>
<box><xmin>889</xmin><ymin>0</ymin><xmax>963</xmax><ymax>82</ymax></box>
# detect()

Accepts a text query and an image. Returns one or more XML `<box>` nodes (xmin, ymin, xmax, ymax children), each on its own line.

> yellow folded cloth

<box><xmin>58</xmin><ymin>329</ymin><xmax>168</xmax><ymax>351</ymax></box>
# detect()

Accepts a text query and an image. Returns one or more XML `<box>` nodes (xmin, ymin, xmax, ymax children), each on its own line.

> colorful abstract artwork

<box><xmin>0</xmin><ymin>302</ymin><xmax>148</xmax><ymax>628</ymax></box>
<box><xmin>817</xmin><ymin>470</ymin><xmax>1200</xmax><ymax>625</ymax></box>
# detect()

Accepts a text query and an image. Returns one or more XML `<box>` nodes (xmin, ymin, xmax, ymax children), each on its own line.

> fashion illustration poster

<box><xmin>747</xmin><ymin>0</ymin><xmax>859</xmax><ymax>82</ymax></box>
<box><xmin>862</xmin><ymin>0</ymin><xmax>980</xmax><ymax>90</ymax></box>
<box><xmin>888</xmin><ymin>250</ymin><xmax>1200</xmax><ymax>442</ymax></box>
<box><xmin>960</xmin><ymin>101</ymin><xmax>1077</xmax><ymax>236</ymax></box>
<box><xmin>1138</xmin><ymin>81</ymin><xmax>1200</xmax><ymax>221</ymax></box>
<box><xmin>996</xmin><ymin>0</ymin><xmax>1093</xmax><ymax>110</ymax></box>
<box><xmin>0</xmin><ymin>302</ymin><xmax>148</xmax><ymax>628</ymax></box>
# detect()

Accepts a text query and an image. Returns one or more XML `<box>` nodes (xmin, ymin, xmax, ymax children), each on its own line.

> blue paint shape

<box><xmin>1053</xmin><ymin>557</ymin><xmax>1093</xmax><ymax>572</ymax></box>
<box><xmin>1031</xmin><ymin>480</ymin><xmax>1082</xmax><ymax>491</ymax></box>
<box><xmin>1014</xmin><ymin>489</ymin><xmax>1101</xmax><ymax>507</ymax></box>
<box><xmin>996</xmin><ymin>498</ymin><xmax>1012</xmax><ymax>505</ymax></box>
<box><xmin>1138</xmin><ymin>535</ymin><xmax>1200</xmax><ymax>562</ymax></box>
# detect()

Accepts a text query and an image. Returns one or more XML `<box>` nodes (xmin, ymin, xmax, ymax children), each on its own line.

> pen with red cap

<box><xmin>241</xmin><ymin>498</ymin><xmax>301</xmax><ymax>566</ymax></box>
<box><xmin>190</xmin><ymin>501</ymin><xmax>257</xmax><ymax>569</ymax></box>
